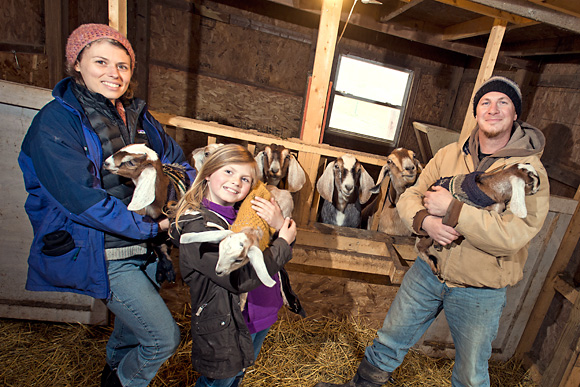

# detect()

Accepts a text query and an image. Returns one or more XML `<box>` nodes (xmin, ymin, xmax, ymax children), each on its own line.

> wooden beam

<box><xmin>469</xmin><ymin>0</ymin><xmax>580</xmax><ymax>34</ymax></box>
<box><xmin>442</xmin><ymin>16</ymin><xmax>538</xmax><ymax>41</ymax></box>
<box><xmin>301</xmin><ymin>0</ymin><xmax>342</xmax><ymax>145</ymax></box>
<box><xmin>502</xmin><ymin>35</ymin><xmax>580</xmax><ymax>57</ymax></box>
<box><xmin>459</xmin><ymin>18</ymin><xmax>507</xmax><ymax>143</ymax></box>
<box><xmin>379</xmin><ymin>0</ymin><xmax>424</xmax><ymax>23</ymax></box>
<box><xmin>108</xmin><ymin>0</ymin><xmax>128</xmax><ymax>35</ymax></box>
<box><xmin>44</xmin><ymin>0</ymin><xmax>65</xmax><ymax>88</ymax></box>
<box><xmin>515</xmin><ymin>190</ymin><xmax>580</xmax><ymax>361</ymax></box>
<box><xmin>528</xmin><ymin>0</ymin><xmax>580</xmax><ymax>19</ymax></box>
<box><xmin>429</xmin><ymin>0</ymin><xmax>536</xmax><ymax>24</ymax></box>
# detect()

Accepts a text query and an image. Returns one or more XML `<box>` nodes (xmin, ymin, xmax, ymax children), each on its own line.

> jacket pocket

<box><xmin>192</xmin><ymin>313</ymin><xmax>234</xmax><ymax>361</ymax></box>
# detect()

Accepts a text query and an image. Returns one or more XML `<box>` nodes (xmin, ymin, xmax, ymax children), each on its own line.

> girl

<box><xmin>19</xmin><ymin>24</ymin><xmax>195</xmax><ymax>386</ymax></box>
<box><xmin>170</xmin><ymin>144</ymin><xmax>297</xmax><ymax>387</ymax></box>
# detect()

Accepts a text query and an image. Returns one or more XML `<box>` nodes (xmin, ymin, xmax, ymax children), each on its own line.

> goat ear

<box><xmin>127</xmin><ymin>167</ymin><xmax>157</xmax><ymax>212</ymax></box>
<box><xmin>316</xmin><ymin>161</ymin><xmax>335</xmax><ymax>202</ymax></box>
<box><xmin>508</xmin><ymin>175</ymin><xmax>528</xmax><ymax>218</ymax></box>
<box><xmin>255</xmin><ymin>151</ymin><xmax>265</xmax><ymax>182</ymax></box>
<box><xmin>190</xmin><ymin>148</ymin><xmax>206</xmax><ymax>171</ymax></box>
<box><xmin>370</xmin><ymin>164</ymin><xmax>390</xmax><ymax>194</ymax></box>
<box><xmin>358</xmin><ymin>166</ymin><xmax>375</xmax><ymax>204</ymax></box>
<box><xmin>248</xmin><ymin>247</ymin><xmax>276</xmax><ymax>287</ymax></box>
<box><xmin>286</xmin><ymin>155</ymin><xmax>306</xmax><ymax>192</ymax></box>
<box><xmin>180</xmin><ymin>230</ymin><xmax>233</xmax><ymax>244</ymax></box>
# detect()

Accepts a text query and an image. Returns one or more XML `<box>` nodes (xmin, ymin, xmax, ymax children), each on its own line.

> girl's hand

<box><xmin>278</xmin><ymin>217</ymin><xmax>297</xmax><ymax>245</ymax></box>
<box><xmin>252</xmin><ymin>196</ymin><xmax>284</xmax><ymax>231</ymax></box>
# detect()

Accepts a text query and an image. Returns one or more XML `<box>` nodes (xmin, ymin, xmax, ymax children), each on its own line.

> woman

<box><xmin>18</xmin><ymin>24</ymin><xmax>195</xmax><ymax>386</ymax></box>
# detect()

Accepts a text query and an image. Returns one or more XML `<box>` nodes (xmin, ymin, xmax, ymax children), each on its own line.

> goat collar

<box><xmin>435</xmin><ymin>172</ymin><xmax>496</xmax><ymax>209</ymax></box>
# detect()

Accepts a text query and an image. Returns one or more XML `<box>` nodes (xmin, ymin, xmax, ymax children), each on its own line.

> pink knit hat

<box><xmin>66</xmin><ymin>24</ymin><xmax>135</xmax><ymax>69</ymax></box>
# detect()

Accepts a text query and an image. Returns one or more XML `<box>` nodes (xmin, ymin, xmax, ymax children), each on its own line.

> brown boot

<box><xmin>314</xmin><ymin>358</ymin><xmax>393</xmax><ymax>387</ymax></box>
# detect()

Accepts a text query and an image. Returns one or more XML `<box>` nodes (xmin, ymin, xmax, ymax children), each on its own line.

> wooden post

<box><xmin>44</xmin><ymin>0</ymin><xmax>65</xmax><ymax>88</ymax></box>
<box><xmin>294</xmin><ymin>0</ymin><xmax>342</xmax><ymax>226</ymax></box>
<box><xmin>458</xmin><ymin>18</ymin><xmax>507</xmax><ymax>144</ymax></box>
<box><xmin>301</xmin><ymin>0</ymin><xmax>342</xmax><ymax>144</ymax></box>
<box><xmin>109</xmin><ymin>0</ymin><xmax>128</xmax><ymax>36</ymax></box>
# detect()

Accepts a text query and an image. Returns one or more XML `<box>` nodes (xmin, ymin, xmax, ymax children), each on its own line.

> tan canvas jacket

<box><xmin>397</xmin><ymin>121</ymin><xmax>550</xmax><ymax>288</ymax></box>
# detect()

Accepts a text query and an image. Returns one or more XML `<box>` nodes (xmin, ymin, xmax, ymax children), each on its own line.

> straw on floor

<box><xmin>0</xmin><ymin>306</ymin><xmax>536</xmax><ymax>386</ymax></box>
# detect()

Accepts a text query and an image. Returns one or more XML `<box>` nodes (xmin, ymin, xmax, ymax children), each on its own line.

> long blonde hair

<box><xmin>171</xmin><ymin>144</ymin><xmax>258</xmax><ymax>227</ymax></box>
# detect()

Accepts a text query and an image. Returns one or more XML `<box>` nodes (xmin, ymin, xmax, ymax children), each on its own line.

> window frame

<box><xmin>323</xmin><ymin>54</ymin><xmax>414</xmax><ymax>148</ymax></box>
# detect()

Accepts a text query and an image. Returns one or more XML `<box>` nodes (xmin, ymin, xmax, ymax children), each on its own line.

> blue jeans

<box><xmin>365</xmin><ymin>257</ymin><xmax>507</xmax><ymax>387</ymax></box>
<box><xmin>195</xmin><ymin>327</ymin><xmax>271</xmax><ymax>387</ymax></box>
<box><xmin>105</xmin><ymin>256</ymin><xmax>180</xmax><ymax>387</ymax></box>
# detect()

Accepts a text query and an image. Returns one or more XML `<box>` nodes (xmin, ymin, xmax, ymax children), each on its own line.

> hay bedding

<box><xmin>1</xmin><ymin>307</ymin><xmax>535</xmax><ymax>387</ymax></box>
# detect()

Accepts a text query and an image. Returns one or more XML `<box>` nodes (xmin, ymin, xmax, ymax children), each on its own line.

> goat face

<box><xmin>317</xmin><ymin>154</ymin><xmax>374</xmax><ymax>212</ymax></box>
<box><xmin>216</xmin><ymin>232</ymin><xmax>252</xmax><ymax>276</ymax></box>
<box><xmin>103</xmin><ymin>143</ymin><xmax>160</xmax><ymax>178</ymax></box>
<box><xmin>256</xmin><ymin>144</ymin><xmax>306</xmax><ymax>192</ymax></box>
<box><xmin>372</xmin><ymin>148</ymin><xmax>422</xmax><ymax>195</ymax></box>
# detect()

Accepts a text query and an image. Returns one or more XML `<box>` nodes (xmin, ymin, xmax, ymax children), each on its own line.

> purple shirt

<box><xmin>203</xmin><ymin>198</ymin><xmax>283</xmax><ymax>334</ymax></box>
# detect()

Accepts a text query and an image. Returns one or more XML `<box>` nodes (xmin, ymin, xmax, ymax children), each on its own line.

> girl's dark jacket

<box><xmin>169</xmin><ymin>208</ymin><xmax>293</xmax><ymax>379</ymax></box>
<box><xmin>18</xmin><ymin>77</ymin><xmax>195</xmax><ymax>299</ymax></box>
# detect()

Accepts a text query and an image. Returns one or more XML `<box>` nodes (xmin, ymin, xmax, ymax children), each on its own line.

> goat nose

<box><xmin>344</xmin><ymin>184</ymin><xmax>354</xmax><ymax>192</ymax></box>
<box><xmin>405</xmin><ymin>165</ymin><xmax>416</xmax><ymax>171</ymax></box>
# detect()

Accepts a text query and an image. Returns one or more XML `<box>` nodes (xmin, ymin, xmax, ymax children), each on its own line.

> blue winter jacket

<box><xmin>18</xmin><ymin>78</ymin><xmax>195</xmax><ymax>299</ymax></box>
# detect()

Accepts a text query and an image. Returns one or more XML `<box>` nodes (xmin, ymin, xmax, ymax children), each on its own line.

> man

<box><xmin>314</xmin><ymin>76</ymin><xmax>550</xmax><ymax>387</ymax></box>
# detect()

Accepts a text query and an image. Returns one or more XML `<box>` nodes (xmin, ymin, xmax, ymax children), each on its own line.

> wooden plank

<box><xmin>152</xmin><ymin>111</ymin><xmax>388</xmax><ymax>167</ymax></box>
<box><xmin>553</xmin><ymin>275</ymin><xmax>579</xmax><ymax>305</ymax></box>
<box><xmin>131</xmin><ymin>0</ymin><xmax>150</xmax><ymax>100</ymax></box>
<box><xmin>440</xmin><ymin>67</ymin><xmax>464</xmax><ymax>128</ymax></box>
<box><xmin>430</xmin><ymin>0</ymin><xmax>536</xmax><ymax>24</ymax></box>
<box><xmin>459</xmin><ymin>18</ymin><xmax>507</xmax><ymax>144</ymax></box>
<box><xmin>379</xmin><ymin>0</ymin><xmax>424</xmax><ymax>23</ymax></box>
<box><xmin>0</xmin><ymin>80</ymin><xmax>53</xmax><ymax>109</ymax></box>
<box><xmin>528</xmin><ymin>0</ymin><xmax>580</xmax><ymax>19</ymax></box>
<box><xmin>296</xmin><ymin>227</ymin><xmax>390</xmax><ymax>256</ymax></box>
<box><xmin>301</xmin><ymin>0</ymin><xmax>341</xmax><ymax>145</ymax></box>
<box><xmin>563</xmin><ymin>353</ymin><xmax>580</xmax><ymax>387</ymax></box>
<box><xmin>108</xmin><ymin>0</ymin><xmax>128</xmax><ymax>35</ymax></box>
<box><xmin>516</xmin><ymin>193</ymin><xmax>580</xmax><ymax>359</ymax></box>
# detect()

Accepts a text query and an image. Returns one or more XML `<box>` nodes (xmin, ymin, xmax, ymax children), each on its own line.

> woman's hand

<box><xmin>422</xmin><ymin>215</ymin><xmax>461</xmax><ymax>246</ymax></box>
<box><xmin>423</xmin><ymin>186</ymin><xmax>454</xmax><ymax>217</ymax></box>
<box><xmin>252</xmin><ymin>196</ymin><xmax>284</xmax><ymax>231</ymax></box>
<box><xmin>278</xmin><ymin>217</ymin><xmax>297</xmax><ymax>245</ymax></box>
<box><xmin>157</xmin><ymin>218</ymin><xmax>170</xmax><ymax>232</ymax></box>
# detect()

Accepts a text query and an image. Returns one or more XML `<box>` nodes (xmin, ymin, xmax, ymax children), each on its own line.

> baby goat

<box><xmin>104</xmin><ymin>144</ymin><xmax>191</xmax><ymax>283</ymax></box>
<box><xmin>316</xmin><ymin>154</ymin><xmax>374</xmax><ymax>228</ymax></box>
<box><xmin>255</xmin><ymin>144</ymin><xmax>306</xmax><ymax>192</ymax></box>
<box><xmin>190</xmin><ymin>143</ymin><xmax>224</xmax><ymax>172</ymax></box>
<box><xmin>417</xmin><ymin>163</ymin><xmax>540</xmax><ymax>274</ymax></box>
<box><xmin>368</xmin><ymin>148</ymin><xmax>422</xmax><ymax>236</ymax></box>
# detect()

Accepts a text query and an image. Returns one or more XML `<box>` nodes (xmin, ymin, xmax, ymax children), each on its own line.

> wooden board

<box><xmin>414</xmin><ymin>195</ymin><xmax>578</xmax><ymax>361</ymax></box>
<box><xmin>0</xmin><ymin>80</ymin><xmax>108</xmax><ymax>324</ymax></box>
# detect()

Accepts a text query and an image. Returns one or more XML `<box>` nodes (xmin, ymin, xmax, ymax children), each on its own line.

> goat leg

<box><xmin>150</xmin><ymin>232</ymin><xmax>176</xmax><ymax>284</ymax></box>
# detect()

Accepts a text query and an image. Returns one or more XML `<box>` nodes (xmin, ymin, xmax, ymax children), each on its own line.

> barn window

<box><xmin>323</xmin><ymin>55</ymin><xmax>413</xmax><ymax>150</ymax></box>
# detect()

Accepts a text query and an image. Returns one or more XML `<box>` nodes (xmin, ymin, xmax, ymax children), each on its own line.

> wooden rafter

<box><xmin>442</xmin><ymin>15</ymin><xmax>538</xmax><ymax>41</ymax></box>
<box><xmin>108</xmin><ymin>0</ymin><xmax>127</xmax><ymax>35</ymax></box>
<box><xmin>379</xmin><ymin>0</ymin><xmax>424</xmax><ymax>23</ymax></box>
<box><xmin>528</xmin><ymin>0</ymin><xmax>580</xmax><ymax>19</ymax></box>
<box><xmin>469</xmin><ymin>0</ymin><xmax>580</xmax><ymax>34</ymax></box>
<box><xmin>424</xmin><ymin>0</ymin><xmax>535</xmax><ymax>25</ymax></box>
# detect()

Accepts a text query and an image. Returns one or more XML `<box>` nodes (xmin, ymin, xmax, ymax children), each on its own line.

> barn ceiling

<box><xmin>214</xmin><ymin>0</ymin><xmax>580</xmax><ymax>66</ymax></box>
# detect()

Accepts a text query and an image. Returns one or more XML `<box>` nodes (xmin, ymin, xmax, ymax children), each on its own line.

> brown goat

<box><xmin>255</xmin><ymin>144</ymin><xmax>306</xmax><ymax>192</ymax></box>
<box><xmin>368</xmin><ymin>148</ymin><xmax>422</xmax><ymax>235</ymax></box>
<box><xmin>417</xmin><ymin>163</ymin><xmax>540</xmax><ymax>275</ymax></box>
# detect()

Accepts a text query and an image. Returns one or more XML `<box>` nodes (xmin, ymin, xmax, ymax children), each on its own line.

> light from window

<box><xmin>326</xmin><ymin>55</ymin><xmax>412</xmax><ymax>143</ymax></box>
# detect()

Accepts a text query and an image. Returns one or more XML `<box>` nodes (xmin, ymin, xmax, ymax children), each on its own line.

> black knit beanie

<box><xmin>472</xmin><ymin>76</ymin><xmax>522</xmax><ymax>118</ymax></box>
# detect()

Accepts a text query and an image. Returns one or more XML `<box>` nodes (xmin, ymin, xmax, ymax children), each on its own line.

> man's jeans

<box><xmin>365</xmin><ymin>257</ymin><xmax>507</xmax><ymax>387</ymax></box>
<box><xmin>105</xmin><ymin>257</ymin><xmax>180</xmax><ymax>387</ymax></box>
<box><xmin>195</xmin><ymin>327</ymin><xmax>271</xmax><ymax>387</ymax></box>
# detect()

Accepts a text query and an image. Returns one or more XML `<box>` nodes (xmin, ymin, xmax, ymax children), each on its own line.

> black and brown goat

<box><xmin>368</xmin><ymin>148</ymin><xmax>422</xmax><ymax>235</ymax></box>
<box><xmin>316</xmin><ymin>154</ymin><xmax>374</xmax><ymax>228</ymax></box>
<box><xmin>255</xmin><ymin>144</ymin><xmax>306</xmax><ymax>192</ymax></box>
<box><xmin>104</xmin><ymin>144</ymin><xmax>191</xmax><ymax>283</ymax></box>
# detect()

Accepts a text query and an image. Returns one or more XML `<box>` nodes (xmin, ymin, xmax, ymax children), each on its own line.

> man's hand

<box><xmin>422</xmin><ymin>215</ymin><xmax>461</xmax><ymax>246</ymax></box>
<box><xmin>423</xmin><ymin>186</ymin><xmax>454</xmax><ymax>217</ymax></box>
<box><xmin>252</xmin><ymin>196</ymin><xmax>285</xmax><ymax>231</ymax></box>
